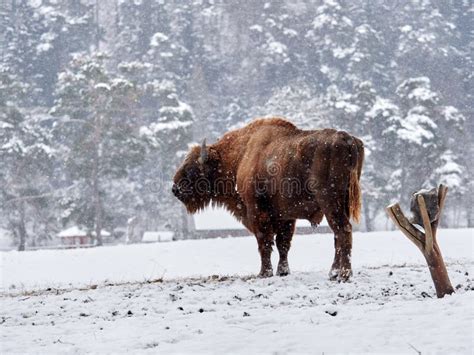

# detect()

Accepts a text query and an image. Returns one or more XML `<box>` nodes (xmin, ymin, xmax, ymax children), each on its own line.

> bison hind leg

<box><xmin>276</xmin><ymin>264</ymin><xmax>290</xmax><ymax>277</ymax></box>
<box><xmin>326</xmin><ymin>210</ymin><xmax>353</xmax><ymax>282</ymax></box>
<box><xmin>275</xmin><ymin>220</ymin><xmax>295</xmax><ymax>277</ymax></box>
<box><xmin>329</xmin><ymin>265</ymin><xmax>353</xmax><ymax>282</ymax></box>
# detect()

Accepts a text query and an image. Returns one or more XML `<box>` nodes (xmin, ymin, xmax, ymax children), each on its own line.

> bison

<box><xmin>172</xmin><ymin>118</ymin><xmax>364</xmax><ymax>281</ymax></box>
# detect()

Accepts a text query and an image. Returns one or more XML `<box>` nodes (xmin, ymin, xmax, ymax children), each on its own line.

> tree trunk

<box><xmin>94</xmin><ymin>189</ymin><xmax>103</xmax><ymax>246</ymax></box>
<box><xmin>93</xmin><ymin>114</ymin><xmax>103</xmax><ymax>246</ymax></box>
<box><xmin>127</xmin><ymin>216</ymin><xmax>138</xmax><ymax>243</ymax></box>
<box><xmin>95</xmin><ymin>0</ymin><xmax>100</xmax><ymax>49</ymax></box>
<box><xmin>399</xmin><ymin>163</ymin><xmax>408</xmax><ymax>207</ymax></box>
<box><xmin>424</xmin><ymin>243</ymin><xmax>455</xmax><ymax>298</ymax></box>
<box><xmin>363</xmin><ymin>197</ymin><xmax>373</xmax><ymax>232</ymax></box>
<box><xmin>178</xmin><ymin>206</ymin><xmax>195</xmax><ymax>239</ymax></box>
<box><xmin>467</xmin><ymin>201</ymin><xmax>474</xmax><ymax>228</ymax></box>
<box><xmin>17</xmin><ymin>201</ymin><xmax>27</xmax><ymax>251</ymax></box>
<box><xmin>180</xmin><ymin>207</ymin><xmax>189</xmax><ymax>239</ymax></box>
<box><xmin>186</xmin><ymin>212</ymin><xmax>195</xmax><ymax>235</ymax></box>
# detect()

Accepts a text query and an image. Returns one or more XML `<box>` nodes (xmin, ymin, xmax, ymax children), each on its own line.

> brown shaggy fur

<box><xmin>173</xmin><ymin>117</ymin><xmax>364</xmax><ymax>281</ymax></box>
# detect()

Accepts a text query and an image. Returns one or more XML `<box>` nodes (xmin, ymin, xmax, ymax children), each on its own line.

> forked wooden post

<box><xmin>386</xmin><ymin>184</ymin><xmax>454</xmax><ymax>298</ymax></box>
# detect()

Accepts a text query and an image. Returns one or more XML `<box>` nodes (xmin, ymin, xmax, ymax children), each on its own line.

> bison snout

<box><xmin>172</xmin><ymin>184</ymin><xmax>179</xmax><ymax>197</ymax></box>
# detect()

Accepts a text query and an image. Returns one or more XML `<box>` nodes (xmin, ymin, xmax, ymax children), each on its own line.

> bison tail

<box><xmin>348</xmin><ymin>140</ymin><xmax>363</xmax><ymax>224</ymax></box>
<box><xmin>348</xmin><ymin>169</ymin><xmax>361</xmax><ymax>223</ymax></box>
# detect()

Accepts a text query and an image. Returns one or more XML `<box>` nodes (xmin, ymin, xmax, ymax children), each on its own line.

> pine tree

<box><xmin>364</xmin><ymin>96</ymin><xmax>403</xmax><ymax>229</ymax></box>
<box><xmin>51</xmin><ymin>52</ymin><xmax>146</xmax><ymax>245</ymax></box>
<box><xmin>395</xmin><ymin>77</ymin><xmax>465</xmax><ymax>207</ymax></box>
<box><xmin>2</xmin><ymin>1</ymin><xmax>96</xmax><ymax>106</ymax></box>
<box><xmin>0</xmin><ymin>65</ymin><xmax>55</xmax><ymax>250</ymax></box>
<box><xmin>139</xmin><ymin>79</ymin><xmax>194</xmax><ymax>237</ymax></box>
<box><xmin>255</xmin><ymin>82</ymin><xmax>329</xmax><ymax>129</ymax></box>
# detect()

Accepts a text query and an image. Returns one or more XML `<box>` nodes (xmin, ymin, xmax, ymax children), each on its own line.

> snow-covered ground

<box><xmin>1</xmin><ymin>229</ymin><xmax>473</xmax><ymax>353</ymax></box>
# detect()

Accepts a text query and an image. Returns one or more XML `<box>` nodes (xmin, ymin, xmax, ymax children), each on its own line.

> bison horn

<box><xmin>200</xmin><ymin>138</ymin><xmax>208</xmax><ymax>163</ymax></box>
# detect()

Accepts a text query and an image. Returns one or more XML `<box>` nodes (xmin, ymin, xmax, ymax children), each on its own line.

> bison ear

<box><xmin>198</xmin><ymin>138</ymin><xmax>208</xmax><ymax>164</ymax></box>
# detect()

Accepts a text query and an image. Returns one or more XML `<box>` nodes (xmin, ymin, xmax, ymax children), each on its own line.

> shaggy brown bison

<box><xmin>172</xmin><ymin>118</ymin><xmax>364</xmax><ymax>281</ymax></box>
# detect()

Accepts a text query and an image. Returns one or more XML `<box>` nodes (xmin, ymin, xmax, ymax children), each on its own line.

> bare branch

<box><xmin>386</xmin><ymin>203</ymin><xmax>424</xmax><ymax>251</ymax></box>
<box><xmin>5</xmin><ymin>192</ymin><xmax>55</xmax><ymax>205</ymax></box>
<box><xmin>4</xmin><ymin>184</ymin><xmax>76</xmax><ymax>205</ymax></box>
<box><xmin>430</xmin><ymin>184</ymin><xmax>448</xmax><ymax>238</ymax></box>
<box><xmin>417</xmin><ymin>195</ymin><xmax>433</xmax><ymax>254</ymax></box>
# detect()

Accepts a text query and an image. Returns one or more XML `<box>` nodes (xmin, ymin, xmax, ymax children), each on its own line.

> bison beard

<box><xmin>172</xmin><ymin>118</ymin><xmax>364</xmax><ymax>281</ymax></box>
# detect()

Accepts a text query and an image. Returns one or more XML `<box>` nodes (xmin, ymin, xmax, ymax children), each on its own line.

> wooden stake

<box><xmin>386</xmin><ymin>184</ymin><xmax>454</xmax><ymax>298</ymax></box>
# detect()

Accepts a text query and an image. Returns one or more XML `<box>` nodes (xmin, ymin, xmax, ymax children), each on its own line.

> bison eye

<box><xmin>186</xmin><ymin>165</ymin><xmax>202</xmax><ymax>180</ymax></box>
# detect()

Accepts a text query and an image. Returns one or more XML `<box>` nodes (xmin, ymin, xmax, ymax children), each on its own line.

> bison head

<box><xmin>172</xmin><ymin>139</ymin><xmax>219</xmax><ymax>213</ymax></box>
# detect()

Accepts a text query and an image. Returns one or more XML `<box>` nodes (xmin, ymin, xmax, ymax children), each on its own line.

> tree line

<box><xmin>0</xmin><ymin>0</ymin><xmax>472</xmax><ymax>249</ymax></box>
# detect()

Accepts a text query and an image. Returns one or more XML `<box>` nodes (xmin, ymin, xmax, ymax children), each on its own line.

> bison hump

<box><xmin>248</xmin><ymin>117</ymin><xmax>297</xmax><ymax>130</ymax></box>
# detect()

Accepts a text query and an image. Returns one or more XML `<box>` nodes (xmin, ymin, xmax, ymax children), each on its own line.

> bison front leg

<box><xmin>256</xmin><ymin>232</ymin><xmax>274</xmax><ymax>278</ymax></box>
<box><xmin>275</xmin><ymin>220</ymin><xmax>295</xmax><ymax>276</ymax></box>
<box><xmin>326</xmin><ymin>211</ymin><xmax>353</xmax><ymax>282</ymax></box>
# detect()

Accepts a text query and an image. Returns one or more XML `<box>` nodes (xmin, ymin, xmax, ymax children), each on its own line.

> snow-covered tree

<box><xmin>246</xmin><ymin>1</ymin><xmax>301</xmax><ymax>95</ymax></box>
<box><xmin>254</xmin><ymin>82</ymin><xmax>330</xmax><ymax>130</ymax></box>
<box><xmin>139</xmin><ymin>79</ymin><xmax>195</xmax><ymax>237</ymax></box>
<box><xmin>0</xmin><ymin>66</ymin><xmax>55</xmax><ymax>250</ymax></box>
<box><xmin>394</xmin><ymin>77</ymin><xmax>465</xmax><ymax>207</ymax></box>
<box><xmin>0</xmin><ymin>0</ymin><xmax>471</xmax><ymax>241</ymax></box>
<box><xmin>2</xmin><ymin>1</ymin><xmax>97</xmax><ymax>105</ymax></box>
<box><xmin>51</xmin><ymin>52</ymin><xmax>147</xmax><ymax>245</ymax></box>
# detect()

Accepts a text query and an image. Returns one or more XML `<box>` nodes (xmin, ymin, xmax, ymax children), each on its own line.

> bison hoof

<box><xmin>276</xmin><ymin>264</ymin><xmax>290</xmax><ymax>277</ymax></box>
<box><xmin>258</xmin><ymin>269</ymin><xmax>273</xmax><ymax>278</ymax></box>
<box><xmin>329</xmin><ymin>268</ymin><xmax>352</xmax><ymax>282</ymax></box>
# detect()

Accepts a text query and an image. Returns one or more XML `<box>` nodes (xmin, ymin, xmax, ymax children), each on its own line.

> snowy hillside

<box><xmin>1</xmin><ymin>229</ymin><xmax>472</xmax><ymax>353</ymax></box>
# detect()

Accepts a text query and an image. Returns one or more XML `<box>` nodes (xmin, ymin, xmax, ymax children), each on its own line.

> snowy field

<box><xmin>1</xmin><ymin>229</ymin><xmax>473</xmax><ymax>353</ymax></box>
